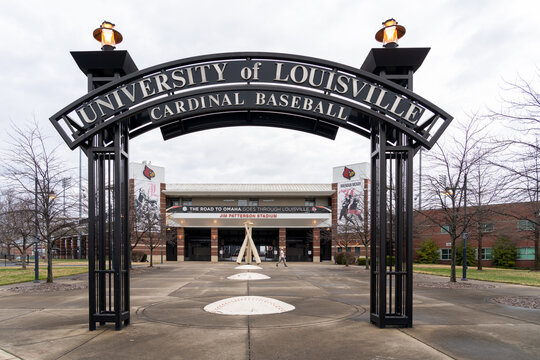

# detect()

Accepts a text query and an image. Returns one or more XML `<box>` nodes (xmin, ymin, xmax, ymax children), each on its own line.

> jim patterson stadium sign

<box><xmin>50</xmin><ymin>52</ymin><xmax>452</xmax><ymax>150</ymax></box>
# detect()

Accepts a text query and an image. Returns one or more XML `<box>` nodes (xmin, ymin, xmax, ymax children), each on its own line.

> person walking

<box><xmin>276</xmin><ymin>247</ymin><xmax>288</xmax><ymax>267</ymax></box>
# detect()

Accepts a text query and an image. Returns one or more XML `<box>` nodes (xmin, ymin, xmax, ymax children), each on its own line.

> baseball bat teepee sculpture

<box><xmin>236</xmin><ymin>221</ymin><xmax>261</xmax><ymax>265</ymax></box>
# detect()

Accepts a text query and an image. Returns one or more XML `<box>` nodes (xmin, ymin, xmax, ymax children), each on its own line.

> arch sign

<box><xmin>51</xmin><ymin>52</ymin><xmax>450</xmax><ymax>149</ymax></box>
<box><xmin>50</xmin><ymin>51</ymin><xmax>452</xmax><ymax>331</ymax></box>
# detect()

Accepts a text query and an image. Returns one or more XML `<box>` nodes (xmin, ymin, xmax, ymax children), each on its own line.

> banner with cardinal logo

<box><xmin>333</xmin><ymin>163</ymin><xmax>369</xmax><ymax>234</ymax></box>
<box><xmin>130</xmin><ymin>162</ymin><xmax>165</xmax><ymax>232</ymax></box>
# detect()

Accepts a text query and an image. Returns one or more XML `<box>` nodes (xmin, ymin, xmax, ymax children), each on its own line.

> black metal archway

<box><xmin>51</xmin><ymin>50</ymin><xmax>452</xmax><ymax>330</ymax></box>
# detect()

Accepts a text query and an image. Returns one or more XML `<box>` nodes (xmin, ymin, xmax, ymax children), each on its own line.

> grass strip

<box><xmin>0</xmin><ymin>267</ymin><xmax>88</xmax><ymax>286</ymax></box>
<box><xmin>413</xmin><ymin>265</ymin><xmax>540</xmax><ymax>287</ymax></box>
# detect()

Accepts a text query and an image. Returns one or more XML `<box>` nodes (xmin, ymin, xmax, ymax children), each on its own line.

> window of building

<box><xmin>355</xmin><ymin>247</ymin><xmax>360</xmax><ymax>255</ymax></box>
<box><xmin>440</xmin><ymin>248</ymin><xmax>451</xmax><ymax>260</ymax></box>
<box><xmin>166</xmin><ymin>198</ymin><xmax>180</xmax><ymax>208</ymax></box>
<box><xmin>518</xmin><ymin>220</ymin><xmax>535</xmax><ymax>231</ymax></box>
<box><xmin>480</xmin><ymin>223</ymin><xmax>494</xmax><ymax>233</ymax></box>
<box><xmin>249</xmin><ymin>198</ymin><xmax>259</xmax><ymax>206</ymax></box>
<box><xmin>305</xmin><ymin>198</ymin><xmax>315</xmax><ymax>207</ymax></box>
<box><xmin>182</xmin><ymin>198</ymin><xmax>192</xmax><ymax>206</ymax></box>
<box><xmin>441</xmin><ymin>225</ymin><xmax>450</xmax><ymax>234</ymax></box>
<box><xmin>517</xmin><ymin>247</ymin><xmax>535</xmax><ymax>260</ymax></box>
<box><xmin>481</xmin><ymin>248</ymin><xmax>493</xmax><ymax>260</ymax></box>
<box><xmin>238</xmin><ymin>199</ymin><xmax>248</xmax><ymax>206</ymax></box>
<box><xmin>337</xmin><ymin>248</ymin><xmax>342</xmax><ymax>253</ymax></box>
<box><xmin>262</xmin><ymin>199</ymin><xmax>274</xmax><ymax>202</ymax></box>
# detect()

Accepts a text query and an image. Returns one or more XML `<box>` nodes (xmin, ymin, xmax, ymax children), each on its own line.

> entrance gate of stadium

<box><xmin>51</xmin><ymin>49</ymin><xmax>452</xmax><ymax>330</ymax></box>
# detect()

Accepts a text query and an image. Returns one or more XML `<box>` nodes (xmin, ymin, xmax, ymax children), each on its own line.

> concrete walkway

<box><xmin>0</xmin><ymin>262</ymin><xmax>539</xmax><ymax>360</ymax></box>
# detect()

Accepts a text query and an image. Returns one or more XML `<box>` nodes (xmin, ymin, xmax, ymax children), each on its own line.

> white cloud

<box><xmin>0</xmin><ymin>0</ymin><xmax>538</xmax><ymax>184</ymax></box>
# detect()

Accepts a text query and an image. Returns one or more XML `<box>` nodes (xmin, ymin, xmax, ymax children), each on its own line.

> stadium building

<box><xmin>129</xmin><ymin>161</ymin><xmax>370</xmax><ymax>263</ymax></box>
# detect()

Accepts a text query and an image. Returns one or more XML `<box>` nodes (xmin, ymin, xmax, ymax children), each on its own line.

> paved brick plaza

<box><xmin>0</xmin><ymin>263</ymin><xmax>539</xmax><ymax>360</ymax></box>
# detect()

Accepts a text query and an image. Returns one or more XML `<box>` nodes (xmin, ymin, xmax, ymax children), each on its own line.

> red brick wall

<box><xmin>313</xmin><ymin>227</ymin><xmax>320</xmax><ymax>262</ymax></box>
<box><xmin>160</xmin><ymin>182</ymin><xmax>166</xmax><ymax>251</ymax></box>
<box><xmin>331</xmin><ymin>183</ymin><xmax>338</xmax><ymax>260</ymax></box>
<box><xmin>414</xmin><ymin>202</ymin><xmax>538</xmax><ymax>268</ymax></box>
<box><xmin>211</xmin><ymin>227</ymin><xmax>218</xmax><ymax>261</ymax></box>
<box><xmin>177</xmin><ymin>227</ymin><xmax>185</xmax><ymax>260</ymax></box>
<box><xmin>279</xmin><ymin>228</ymin><xmax>286</xmax><ymax>249</ymax></box>
<box><xmin>331</xmin><ymin>183</ymin><xmax>338</xmax><ymax>226</ymax></box>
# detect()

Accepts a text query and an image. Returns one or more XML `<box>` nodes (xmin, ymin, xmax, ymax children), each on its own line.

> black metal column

<box><xmin>87</xmin><ymin>123</ymin><xmax>130</xmax><ymax>330</ymax></box>
<box><xmin>370</xmin><ymin>126</ymin><xmax>379</xmax><ymax>322</ymax></box>
<box><xmin>71</xmin><ymin>50</ymin><xmax>138</xmax><ymax>331</ymax></box>
<box><xmin>363</xmin><ymin>48</ymin><xmax>429</xmax><ymax>328</ymax></box>
<box><xmin>369</xmin><ymin>127</ymin><xmax>414</xmax><ymax>328</ymax></box>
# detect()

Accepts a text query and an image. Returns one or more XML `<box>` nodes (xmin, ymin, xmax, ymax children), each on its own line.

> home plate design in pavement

<box><xmin>204</xmin><ymin>296</ymin><xmax>295</xmax><ymax>315</ymax></box>
<box><xmin>227</xmin><ymin>273</ymin><xmax>270</xmax><ymax>280</ymax></box>
<box><xmin>234</xmin><ymin>265</ymin><xmax>262</xmax><ymax>270</ymax></box>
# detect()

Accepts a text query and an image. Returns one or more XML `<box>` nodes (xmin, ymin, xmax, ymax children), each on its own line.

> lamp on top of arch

<box><xmin>375</xmin><ymin>18</ymin><xmax>406</xmax><ymax>48</ymax></box>
<box><xmin>93</xmin><ymin>21</ymin><xmax>123</xmax><ymax>51</ymax></box>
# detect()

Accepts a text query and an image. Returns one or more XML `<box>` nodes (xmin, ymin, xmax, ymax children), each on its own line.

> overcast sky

<box><xmin>1</xmin><ymin>0</ymin><xmax>538</xmax><ymax>185</ymax></box>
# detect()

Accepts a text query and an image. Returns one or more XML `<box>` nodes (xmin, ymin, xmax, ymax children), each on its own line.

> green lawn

<box><xmin>49</xmin><ymin>259</ymin><xmax>88</xmax><ymax>263</ymax></box>
<box><xmin>0</xmin><ymin>264</ymin><xmax>88</xmax><ymax>286</ymax></box>
<box><xmin>413</xmin><ymin>264</ymin><xmax>540</xmax><ymax>287</ymax></box>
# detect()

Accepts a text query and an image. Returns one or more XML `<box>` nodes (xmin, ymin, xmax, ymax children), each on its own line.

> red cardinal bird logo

<box><xmin>143</xmin><ymin>165</ymin><xmax>156</xmax><ymax>180</ymax></box>
<box><xmin>342</xmin><ymin>167</ymin><xmax>355</xmax><ymax>180</ymax></box>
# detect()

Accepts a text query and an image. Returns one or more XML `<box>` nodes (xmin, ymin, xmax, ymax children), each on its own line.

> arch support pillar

<box><xmin>370</xmin><ymin>122</ymin><xmax>414</xmax><ymax>328</ymax></box>
<box><xmin>87</xmin><ymin>122</ymin><xmax>131</xmax><ymax>331</ymax></box>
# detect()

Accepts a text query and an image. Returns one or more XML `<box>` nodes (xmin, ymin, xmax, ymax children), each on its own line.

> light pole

<box><xmin>34</xmin><ymin>177</ymin><xmax>39</xmax><ymax>283</ymax></box>
<box><xmin>462</xmin><ymin>174</ymin><xmax>468</xmax><ymax>281</ymax></box>
<box><xmin>418</xmin><ymin>148</ymin><xmax>422</xmax><ymax>211</ymax></box>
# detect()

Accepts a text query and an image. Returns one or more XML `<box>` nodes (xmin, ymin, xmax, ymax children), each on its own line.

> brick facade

<box><xmin>313</xmin><ymin>227</ymin><xmax>320</xmax><ymax>262</ymax></box>
<box><xmin>414</xmin><ymin>202</ymin><xmax>538</xmax><ymax>268</ymax></box>
<box><xmin>177</xmin><ymin>227</ymin><xmax>185</xmax><ymax>261</ymax></box>
<box><xmin>279</xmin><ymin>228</ymin><xmax>286</xmax><ymax>249</ymax></box>
<box><xmin>211</xmin><ymin>227</ymin><xmax>218</xmax><ymax>262</ymax></box>
<box><xmin>331</xmin><ymin>183</ymin><xmax>338</xmax><ymax>262</ymax></box>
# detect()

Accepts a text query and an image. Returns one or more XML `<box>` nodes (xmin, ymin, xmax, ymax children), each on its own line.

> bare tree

<box><xmin>346</xmin><ymin>214</ymin><xmax>370</xmax><ymax>269</ymax></box>
<box><xmin>140</xmin><ymin>212</ymin><xmax>161</xmax><ymax>267</ymax></box>
<box><xmin>466</xmin><ymin>143</ymin><xmax>510</xmax><ymax>270</ymax></box>
<box><xmin>0</xmin><ymin>197</ymin><xmax>16</xmax><ymax>262</ymax></box>
<box><xmin>1</xmin><ymin>121</ymin><xmax>74</xmax><ymax>282</ymax></box>
<box><xmin>132</xmin><ymin>193</ymin><xmax>161</xmax><ymax>267</ymax></box>
<box><xmin>333</xmin><ymin>216</ymin><xmax>369</xmax><ymax>267</ymax></box>
<box><xmin>0</xmin><ymin>192</ymin><xmax>34</xmax><ymax>269</ymax></box>
<box><xmin>335</xmin><ymin>223</ymin><xmax>356</xmax><ymax>253</ymax></box>
<box><xmin>491</xmin><ymin>142</ymin><xmax>540</xmax><ymax>270</ymax></box>
<box><xmin>334</xmin><ymin>222</ymin><xmax>356</xmax><ymax>266</ymax></box>
<box><xmin>491</xmin><ymin>74</ymin><xmax>540</xmax><ymax>145</ymax></box>
<box><xmin>419</xmin><ymin>116</ymin><xmax>494</xmax><ymax>281</ymax></box>
<box><xmin>130</xmin><ymin>208</ymin><xmax>149</xmax><ymax>252</ymax></box>
<box><xmin>490</xmin><ymin>74</ymin><xmax>540</xmax><ymax>270</ymax></box>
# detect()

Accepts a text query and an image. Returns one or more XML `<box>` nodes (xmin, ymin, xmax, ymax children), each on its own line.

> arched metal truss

<box><xmin>51</xmin><ymin>51</ymin><xmax>452</xmax><ymax>330</ymax></box>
